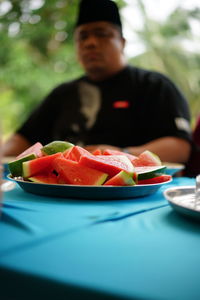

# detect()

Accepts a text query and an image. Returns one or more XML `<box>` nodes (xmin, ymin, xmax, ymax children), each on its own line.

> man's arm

<box><xmin>3</xmin><ymin>134</ymin><xmax>191</xmax><ymax>163</ymax></box>
<box><xmin>124</xmin><ymin>137</ymin><xmax>191</xmax><ymax>163</ymax></box>
<box><xmin>2</xmin><ymin>133</ymin><xmax>32</xmax><ymax>157</ymax></box>
<box><xmin>85</xmin><ymin>136</ymin><xmax>191</xmax><ymax>163</ymax></box>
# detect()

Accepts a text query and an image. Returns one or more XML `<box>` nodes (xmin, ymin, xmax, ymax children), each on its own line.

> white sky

<box><xmin>122</xmin><ymin>0</ymin><xmax>200</xmax><ymax>57</ymax></box>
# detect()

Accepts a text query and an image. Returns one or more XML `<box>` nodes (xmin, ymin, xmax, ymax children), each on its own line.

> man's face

<box><xmin>74</xmin><ymin>21</ymin><xmax>125</xmax><ymax>80</ymax></box>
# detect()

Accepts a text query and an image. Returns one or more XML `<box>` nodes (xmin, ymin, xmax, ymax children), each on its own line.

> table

<box><xmin>1</xmin><ymin>177</ymin><xmax>200</xmax><ymax>300</ymax></box>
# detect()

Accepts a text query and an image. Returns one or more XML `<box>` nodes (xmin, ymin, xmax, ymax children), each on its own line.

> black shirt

<box><xmin>17</xmin><ymin>65</ymin><xmax>191</xmax><ymax>147</ymax></box>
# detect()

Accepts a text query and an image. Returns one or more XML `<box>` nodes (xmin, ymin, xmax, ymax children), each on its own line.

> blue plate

<box><xmin>9</xmin><ymin>176</ymin><xmax>171</xmax><ymax>200</ymax></box>
<box><xmin>164</xmin><ymin>162</ymin><xmax>185</xmax><ymax>176</ymax></box>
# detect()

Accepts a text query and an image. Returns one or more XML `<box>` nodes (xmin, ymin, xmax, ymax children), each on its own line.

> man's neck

<box><xmin>87</xmin><ymin>64</ymin><xmax>127</xmax><ymax>82</ymax></box>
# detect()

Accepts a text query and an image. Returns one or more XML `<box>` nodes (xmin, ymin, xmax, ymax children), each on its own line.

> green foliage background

<box><xmin>0</xmin><ymin>0</ymin><xmax>200</xmax><ymax>139</ymax></box>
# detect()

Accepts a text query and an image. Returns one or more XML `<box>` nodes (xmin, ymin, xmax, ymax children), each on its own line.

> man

<box><xmin>3</xmin><ymin>0</ymin><xmax>191</xmax><ymax>163</ymax></box>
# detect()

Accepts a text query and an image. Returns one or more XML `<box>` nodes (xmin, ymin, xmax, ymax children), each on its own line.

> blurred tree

<box><xmin>0</xmin><ymin>0</ymin><xmax>125</xmax><ymax>138</ymax></box>
<box><xmin>0</xmin><ymin>0</ymin><xmax>81</xmax><ymax>137</ymax></box>
<box><xmin>129</xmin><ymin>0</ymin><xmax>200</xmax><ymax>125</ymax></box>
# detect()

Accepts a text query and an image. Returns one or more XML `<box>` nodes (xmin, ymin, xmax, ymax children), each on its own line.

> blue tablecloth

<box><xmin>1</xmin><ymin>177</ymin><xmax>199</xmax><ymax>300</ymax></box>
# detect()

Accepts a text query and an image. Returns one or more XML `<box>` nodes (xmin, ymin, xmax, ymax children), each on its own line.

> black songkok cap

<box><xmin>75</xmin><ymin>0</ymin><xmax>122</xmax><ymax>29</ymax></box>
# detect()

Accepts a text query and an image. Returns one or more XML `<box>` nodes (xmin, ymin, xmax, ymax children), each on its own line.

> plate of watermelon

<box><xmin>9</xmin><ymin>176</ymin><xmax>171</xmax><ymax>200</ymax></box>
<box><xmin>7</xmin><ymin>141</ymin><xmax>172</xmax><ymax>200</ymax></box>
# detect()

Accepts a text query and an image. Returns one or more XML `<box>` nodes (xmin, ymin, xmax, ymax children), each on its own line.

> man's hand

<box><xmin>124</xmin><ymin>137</ymin><xmax>191</xmax><ymax>163</ymax></box>
<box><xmin>2</xmin><ymin>134</ymin><xmax>32</xmax><ymax>157</ymax></box>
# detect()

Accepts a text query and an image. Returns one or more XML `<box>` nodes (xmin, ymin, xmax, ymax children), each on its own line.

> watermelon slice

<box><xmin>16</xmin><ymin>142</ymin><xmax>43</xmax><ymax>159</ymax></box>
<box><xmin>53</xmin><ymin>157</ymin><xmax>108</xmax><ymax>185</ymax></box>
<box><xmin>23</xmin><ymin>152</ymin><xmax>62</xmax><ymax>178</ymax></box>
<box><xmin>41</xmin><ymin>140</ymin><xmax>74</xmax><ymax>155</ymax></box>
<box><xmin>104</xmin><ymin>170</ymin><xmax>135</xmax><ymax>186</ymax></box>
<box><xmin>64</xmin><ymin>146</ymin><xmax>91</xmax><ymax>162</ymax></box>
<box><xmin>135</xmin><ymin>166</ymin><xmax>166</xmax><ymax>181</ymax></box>
<box><xmin>103</xmin><ymin>149</ymin><xmax>137</xmax><ymax>164</ymax></box>
<box><xmin>138</xmin><ymin>174</ymin><xmax>171</xmax><ymax>185</ymax></box>
<box><xmin>8</xmin><ymin>153</ymin><xmax>37</xmax><ymax>177</ymax></box>
<box><xmin>132</xmin><ymin>150</ymin><xmax>162</xmax><ymax>167</ymax></box>
<box><xmin>28</xmin><ymin>172</ymin><xmax>58</xmax><ymax>184</ymax></box>
<box><xmin>79</xmin><ymin>154</ymin><xmax>134</xmax><ymax>177</ymax></box>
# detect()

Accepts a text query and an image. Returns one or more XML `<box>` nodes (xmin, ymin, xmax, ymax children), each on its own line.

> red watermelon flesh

<box><xmin>132</xmin><ymin>150</ymin><xmax>162</xmax><ymax>167</ymax></box>
<box><xmin>53</xmin><ymin>157</ymin><xmax>108</xmax><ymax>185</ymax></box>
<box><xmin>138</xmin><ymin>175</ymin><xmax>171</xmax><ymax>185</ymax></box>
<box><xmin>16</xmin><ymin>142</ymin><xmax>43</xmax><ymax>159</ymax></box>
<box><xmin>63</xmin><ymin>147</ymin><xmax>75</xmax><ymax>160</ymax></box>
<box><xmin>28</xmin><ymin>172</ymin><xmax>58</xmax><ymax>184</ymax></box>
<box><xmin>103</xmin><ymin>149</ymin><xmax>137</xmax><ymax>164</ymax></box>
<box><xmin>64</xmin><ymin>146</ymin><xmax>91</xmax><ymax>162</ymax></box>
<box><xmin>23</xmin><ymin>152</ymin><xmax>62</xmax><ymax>178</ymax></box>
<box><xmin>92</xmin><ymin>149</ymin><xmax>102</xmax><ymax>155</ymax></box>
<box><xmin>79</xmin><ymin>154</ymin><xmax>134</xmax><ymax>177</ymax></box>
<box><xmin>104</xmin><ymin>170</ymin><xmax>135</xmax><ymax>186</ymax></box>
<box><xmin>57</xmin><ymin>173</ymin><xmax>68</xmax><ymax>184</ymax></box>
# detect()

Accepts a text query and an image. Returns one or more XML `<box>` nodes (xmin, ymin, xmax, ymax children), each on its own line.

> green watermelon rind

<box><xmin>135</xmin><ymin>166</ymin><xmax>166</xmax><ymax>181</ymax></box>
<box><xmin>28</xmin><ymin>175</ymin><xmax>58</xmax><ymax>184</ymax></box>
<box><xmin>28</xmin><ymin>176</ymin><xmax>47</xmax><ymax>183</ymax></box>
<box><xmin>104</xmin><ymin>170</ymin><xmax>136</xmax><ymax>186</ymax></box>
<box><xmin>41</xmin><ymin>141</ymin><xmax>74</xmax><ymax>155</ymax></box>
<box><xmin>93</xmin><ymin>173</ymin><xmax>108</xmax><ymax>185</ymax></box>
<box><xmin>144</xmin><ymin>150</ymin><xmax>162</xmax><ymax>165</ymax></box>
<box><xmin>8</xmin><ymin>153</ymin><xmax>36</xmax><ymax>177</ymax></box>
<box><xmin>119</xmin><ymin>171</ymin><xmax>136</xmax><ymax>185</ymax></box>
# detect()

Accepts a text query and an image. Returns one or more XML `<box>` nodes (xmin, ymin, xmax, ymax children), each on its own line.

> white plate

<box><xmin>164</xmin><ymin>186</ymin><xmax>200</xmax><ymax>221</ymax></box>
<box><xmin>9</xmin><ymin>176</ymin><xmax>171</xmax><ymax>200</ymax></box>
<box><xmin>1</xmin><ymin>180</ymin><xmax>16</xmax><ymax>192</ymax></box>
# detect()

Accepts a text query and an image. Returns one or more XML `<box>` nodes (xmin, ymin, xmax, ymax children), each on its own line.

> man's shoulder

<box><xmin>128</xmin><ymin>65</ymin><xmax>172</xmax><ymax>85</ymax></box>
<box><xmin>52</xmin><ymin>76</ymin><xmax>84</xmax><ymax>93</ymax></box>
<box><xmin>128</xmin><ymin>65</ymin><xmax>187</xmax><ymax>101</ymax></box>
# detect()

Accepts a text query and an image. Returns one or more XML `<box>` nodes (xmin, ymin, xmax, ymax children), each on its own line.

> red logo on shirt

<box><xmin>113</xmin><ymin>101</ymin><xmax>130</xmax><ymax>109</ymax></box>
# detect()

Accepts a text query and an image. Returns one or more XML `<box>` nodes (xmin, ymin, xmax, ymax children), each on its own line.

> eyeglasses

<box><xmin>75</xmin><ymin>25</ymin><xmax>121</xmax><ymax>42</ymax></box>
